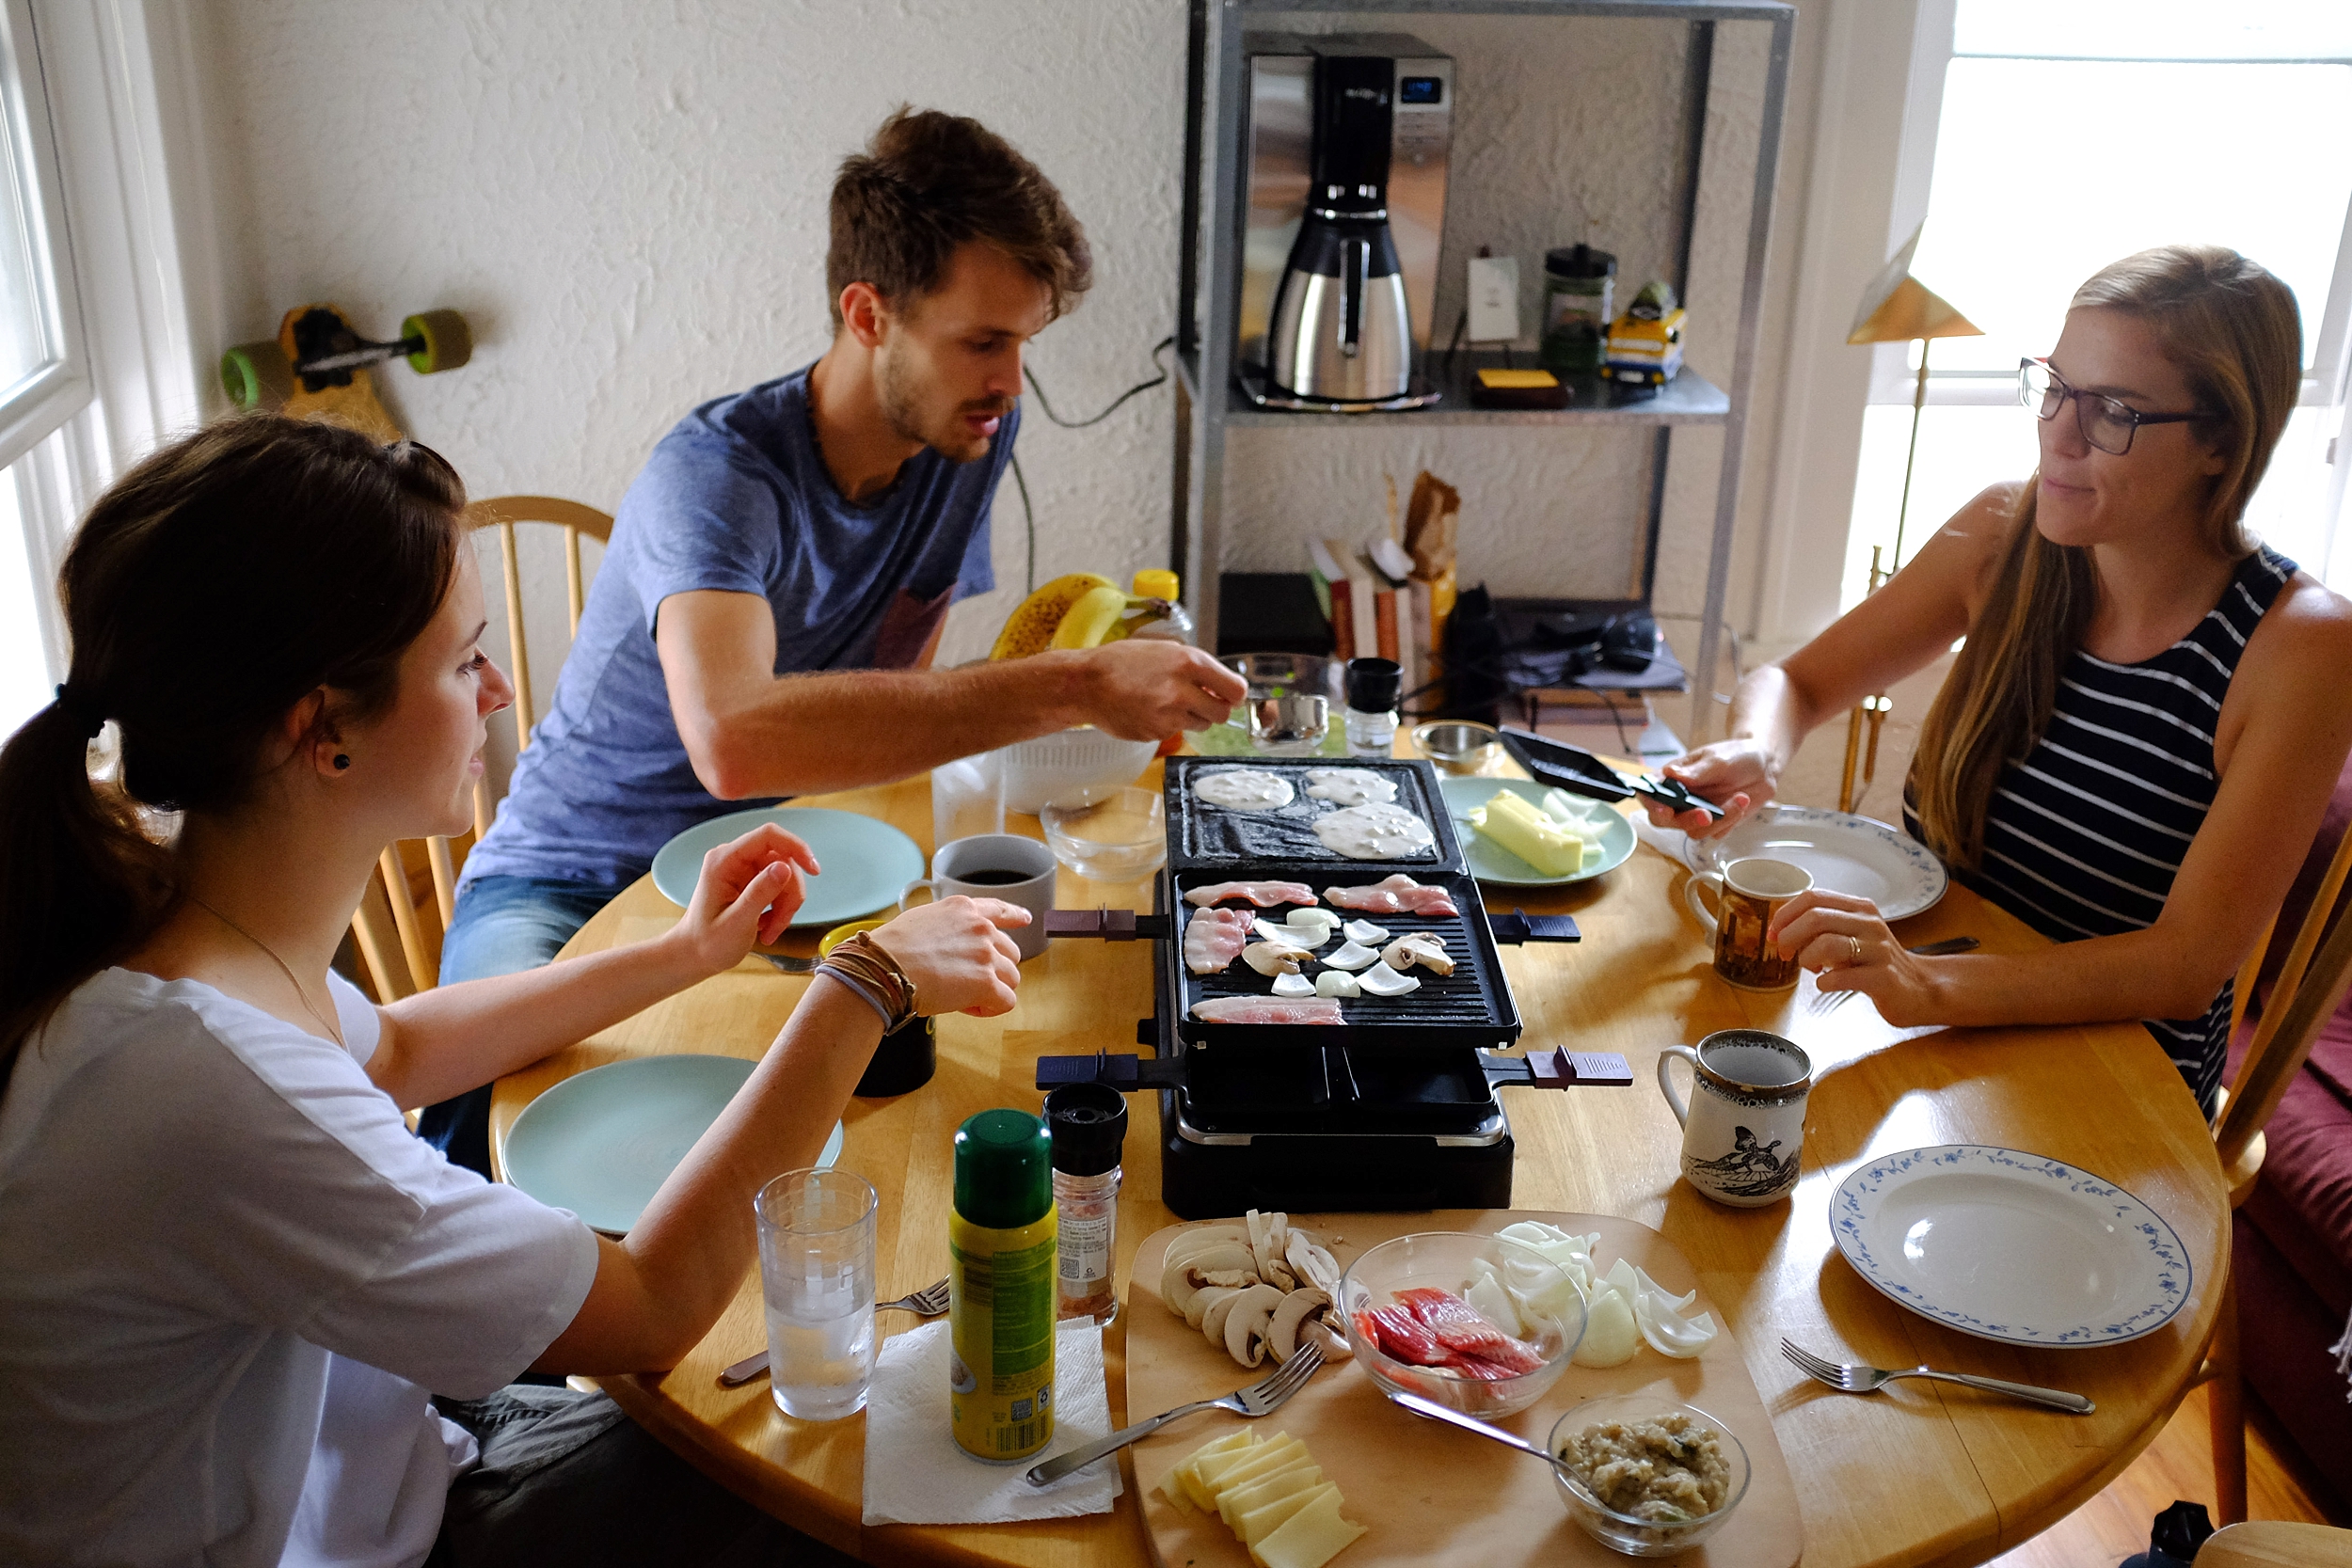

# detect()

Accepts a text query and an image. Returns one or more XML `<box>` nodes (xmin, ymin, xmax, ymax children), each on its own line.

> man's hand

<box><xmin>1069</xmin><ymin>641</ymin><xmax>1246</xmax><ymax>739</ymax></box>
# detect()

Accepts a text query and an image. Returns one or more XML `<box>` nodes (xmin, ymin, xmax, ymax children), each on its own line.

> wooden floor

<box><xmin>1988</xmin><ymin>1386</ymin><xmax>2343</xmax><ymax>1566</ymax></box>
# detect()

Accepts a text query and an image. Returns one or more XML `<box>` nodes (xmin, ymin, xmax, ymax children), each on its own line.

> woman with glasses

<box><xmin>0</xmin><ymin>416</ymin><xmax>1025</xmax><ymax>1565</ymax></box>
<box><xmin>1649</xmin><ymin>245</ymin><xmax>2352</xmax><ymax>1113</ymax></box>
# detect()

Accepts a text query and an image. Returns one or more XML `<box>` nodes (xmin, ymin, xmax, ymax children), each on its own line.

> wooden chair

<box><xmin>347</xmin><ymin>496</ymin><xmax>614</xmax><ymax>1000</ymax></box>
<box><xmin>2193</xmin><ymin>819</ymin><xmax>2352</xmax><ymax>1522</ymax></box>
<box><xmin>2196</xmin><ymin>1520</ymin><xmax>2352</xmax><ymax>1567</ymax></box>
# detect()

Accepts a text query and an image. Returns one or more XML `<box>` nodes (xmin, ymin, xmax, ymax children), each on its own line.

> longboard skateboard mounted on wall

<box><xmin>220</xmin><ymin>304</ymin><xmax>470</xmax><ymax>441</ymax></box>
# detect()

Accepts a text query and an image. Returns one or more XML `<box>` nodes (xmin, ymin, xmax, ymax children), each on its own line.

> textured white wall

<box><xmin>193</xmin><ymin>0</ymin><xmax>1194</xmax><ymax>709</ymax></box>
<box><xmin>188</xmin><ymin>2</ymin><xmax>1819</xmax><ymax>741</ymax></box>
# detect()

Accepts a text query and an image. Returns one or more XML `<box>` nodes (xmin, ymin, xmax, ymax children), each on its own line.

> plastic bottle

<box><xmin>948</xmin><ymin>1109</ymin><xmax>1058</xmax><ymax>1463</ymax></box>
<box><xmin>1343</xmin><ymin>657</ymin><xmax>1402</xmax><ymax>757</ymax></box>
<box><xmin>1122</xmin><ymin>568</ymin><xmax>1196</xmax><ymax>643</ymax></box>
<box><xmin>1045</xmin><ymin>1082</ymin><xmax>1128</xmax><ymax>1326</ymax></box>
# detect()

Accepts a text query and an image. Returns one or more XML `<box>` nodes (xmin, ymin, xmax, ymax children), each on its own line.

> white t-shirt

<box><xmin>0</xmin><ymin>968</ymin><xmax>600</xmax><ymax>1568</ymax></box>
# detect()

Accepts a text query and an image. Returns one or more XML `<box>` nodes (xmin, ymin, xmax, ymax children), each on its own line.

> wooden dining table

<box><xmin>490</xmin><ymin>760</ymin><xmax>2228</xmax><ymax>1568</ymax></box>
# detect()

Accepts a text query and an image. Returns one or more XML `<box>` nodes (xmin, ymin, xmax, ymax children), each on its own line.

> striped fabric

<box><xmin>1907</xmin><ymin>546</ymin><xmax>2296</xmax><ymax>1113</ymax></box>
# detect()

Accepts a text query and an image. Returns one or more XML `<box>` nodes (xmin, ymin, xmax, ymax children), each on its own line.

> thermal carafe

<box><xmin>1266</xmin><ymin>54</ymin><xmax>1413</xmax><ymax>403</ymax></box>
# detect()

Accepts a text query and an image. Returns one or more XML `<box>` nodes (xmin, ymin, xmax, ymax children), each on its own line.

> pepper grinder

<box><xmin>1344</xmin><ymin>657</ymin><xmax>1403</xmax><ymax>757</ymax></box>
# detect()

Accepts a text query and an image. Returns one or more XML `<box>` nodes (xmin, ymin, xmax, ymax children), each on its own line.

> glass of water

<box><xmin>754</xmin><ymin>1167</ymin><xmax>879</xmax><ymax>1421</ymax></box>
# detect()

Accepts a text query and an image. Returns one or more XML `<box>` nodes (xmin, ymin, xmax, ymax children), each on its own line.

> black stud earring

<box><xmin>333</xmin><ymin>754</ymin><xmax>351</xmax><ymax>770</ymax></box>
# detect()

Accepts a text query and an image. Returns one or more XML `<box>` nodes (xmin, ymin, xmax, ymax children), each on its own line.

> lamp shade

<box><xmin>1848</xmin><ymin>223</ymin><xmax>1982</xmax><ymax>344</ymax></box>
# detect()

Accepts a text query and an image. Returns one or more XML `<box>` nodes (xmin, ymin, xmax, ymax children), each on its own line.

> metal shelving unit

<box><xmin>1172</xmin><ymin>0</ymin><xmax>1794</xmax><ymax>733</ymax></box>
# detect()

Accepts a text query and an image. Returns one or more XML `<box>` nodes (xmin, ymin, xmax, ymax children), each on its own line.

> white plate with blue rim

<box><xmin>503</xmin><ymin>1054</ymin><xmax>844</xmax><ymax>1237</ymax></box>
<box><xmin>650</xmin><ymin>805</ymin><xmax>925</xmax><ymax>930</ymax></box>
<box><xmin>1681</xmin><ymin>804</ymin><xmax>1947</xmax><ymax>922</ymax></box>
<box><xmin>1830</xmin><ymin>1145</ymin><xmax>2191</xmax><ymax>1347</ymax></box>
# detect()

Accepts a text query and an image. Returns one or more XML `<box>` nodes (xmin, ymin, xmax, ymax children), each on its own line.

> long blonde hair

<box><xmin>1908</xmin><ymin>245</ymin><xmax>2302</xmax><ymax>869</ymax></box>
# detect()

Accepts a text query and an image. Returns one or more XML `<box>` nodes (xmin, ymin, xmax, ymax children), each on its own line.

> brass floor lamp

<box><xmin>1840</xmin><ymin>226</ymin><xmax>1981</xmax><ymax>814</ymax></box>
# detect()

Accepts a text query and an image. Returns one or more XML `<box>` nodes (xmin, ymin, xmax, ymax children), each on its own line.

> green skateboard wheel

<box><xmin>220</xmin><ymin>340</ymin><xmax>294</xmax><ymax>409</ymax></box>
<box><xmin>403</xmin><ymin>309</ymin><xmax>471</xmax><ymax>374</ymax></box>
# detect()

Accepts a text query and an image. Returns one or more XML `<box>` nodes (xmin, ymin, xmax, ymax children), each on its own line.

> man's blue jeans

<box><xmin>417</xmin><ymin>875</ymin><xmax>622</xmax><ymax>1178</ymax></box>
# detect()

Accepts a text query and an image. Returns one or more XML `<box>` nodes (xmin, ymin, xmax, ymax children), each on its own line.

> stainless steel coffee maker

<box><xmin>1238</xmin><ymin>34</ymin><xmax>1453</xmax><ymax>412</ymax></box>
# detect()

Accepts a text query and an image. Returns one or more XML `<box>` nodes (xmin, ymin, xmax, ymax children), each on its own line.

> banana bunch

<box><xmin>990</xmin><ymin>572</ymin><xmax>1157</xmax><ymax>659</ymax></box>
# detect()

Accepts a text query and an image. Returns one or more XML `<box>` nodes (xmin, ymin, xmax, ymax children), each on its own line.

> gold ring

<box><xmin>1847</xmin><ymin>935</ymin><xmax>1865</xmax><ymax>965</ymax></box>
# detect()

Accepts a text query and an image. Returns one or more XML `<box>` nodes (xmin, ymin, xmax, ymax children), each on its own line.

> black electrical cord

<box><xmin>1008</xmin><ymin>335</ymin><xmax>1178</xmax><ymax>594</ymax></box>
<box><xmin>1023</xmin><ymin>336</ymin><xmax>1174</xmax><ymax>428</ymax></box>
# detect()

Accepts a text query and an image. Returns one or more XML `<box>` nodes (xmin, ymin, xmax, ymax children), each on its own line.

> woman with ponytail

<box><xmin>0</xmin><ymin>416</ymin><xmax>1025</xmax><ymax>1565</ymax></box>
<box><xmin>1650</xmin><ymin>245</ymin><xmax>2352</xmax><ymax>1113</ymax></box>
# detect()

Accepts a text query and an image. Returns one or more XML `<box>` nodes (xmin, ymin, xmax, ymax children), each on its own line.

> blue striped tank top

<box><xmin>1906</xmin><ymin>546</ymin><xmax>2296</xmax><ymax>1112</ymax></box>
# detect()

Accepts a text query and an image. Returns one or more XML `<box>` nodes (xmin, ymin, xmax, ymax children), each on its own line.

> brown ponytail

<box><xmin>1909</xmin><ymin>245</ymin><xmax>2303</xmax><ymax>868</ymax></box>
<box><xmin>0</xmin><ymin>415</ymin><xmax>464</xmax><ymax>1077</ymax></box>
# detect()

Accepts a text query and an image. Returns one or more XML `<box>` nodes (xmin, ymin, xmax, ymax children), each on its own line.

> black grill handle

<box><xmin>1044</xmin><ymin>910</ymin><xmax>1171</xmax><ymax>942</ymax></box>
<box><xmin>1035</xmin><ymin>1049</ymin><xmax>1184</xmax><ymax>1092</ymax></box>
<box><xmin>1480</xmin><ymin>1046</ymin><xmax>1631</xmax><ymax>1089</ymax></box>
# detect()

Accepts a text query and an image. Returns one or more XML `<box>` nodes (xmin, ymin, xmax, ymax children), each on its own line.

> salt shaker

<box><xmin>1044</xmin><ymin>1082</ymin><xmax>1127</xmax><ymax>1325</ymax></box>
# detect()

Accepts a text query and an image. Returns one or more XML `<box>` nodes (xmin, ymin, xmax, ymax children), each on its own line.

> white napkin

<box><xmin>861</xmin><ymin>1318</ymin><xmax>1123</xmax><ymax>1526</ymax></box>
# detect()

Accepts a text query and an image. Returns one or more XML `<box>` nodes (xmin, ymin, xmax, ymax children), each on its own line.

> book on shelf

<box><xmin>1322</xmin><ymin>536</ymin><xmax>1376</xmax><ymax>661</ymax></box>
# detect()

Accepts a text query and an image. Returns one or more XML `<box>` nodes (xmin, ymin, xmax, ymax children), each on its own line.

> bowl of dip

<box><xmin>1548</xmin><ymin>1396</ymin><xmax>1750</xmax><ymax>1557</ymax></box>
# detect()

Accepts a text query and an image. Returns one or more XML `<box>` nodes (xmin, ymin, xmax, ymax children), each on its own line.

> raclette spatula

<box><xmin>1498</xmin><ymin>729</ymin><xmax>1725</xmax><ymax>821</ymax></box>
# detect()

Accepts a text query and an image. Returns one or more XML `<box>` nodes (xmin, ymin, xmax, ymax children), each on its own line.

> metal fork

<box><xmin>716</xmin><ymin>1277</ymin><xmax>951</xmax><ymax>1388</ymax></box>
<box><xmin>1780</xmin><ymin>1338</ymin><xmax>2093</xmax><ymax>1414</ymax></box>
<box><xmin>1024</xmin><ymin>1341</ymin><xmax>1325</xmax><ymax>1487</ymax></box>
<box><xmin>756</xmin><ymin>951</ymin><xmax>818</xmax><ymax>974</ymax></box>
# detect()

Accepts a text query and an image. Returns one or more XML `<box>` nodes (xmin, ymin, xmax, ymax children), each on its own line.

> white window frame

<box><xmin>0</xmin><ymin>0</ymin><xmax>91</xmax><ymax>474</ymax></box>
<box><xmin>1861</xmin><ymin>31</ymin><xmax>2352</xmax><ymax>585</ymax></box>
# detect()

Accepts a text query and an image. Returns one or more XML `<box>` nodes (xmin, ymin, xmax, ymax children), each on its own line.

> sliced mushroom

<box><xmin>1163</xmin><ymin>1241</ymin><xmax>1261</xmax><ymax>1323</ymax></box>
<box><xmin>1242</xmin><ymin>940</ymin><xmax>1311</xmax><ymax>976</ymax></box>
<box><xmin>1187</xmin><ymin>1284</ymin><xmax>1245</xmax><ymax>1334</ymax></box>
<box><xmin>1196</xmin><ymin>1268</ymin><xmax>1257</xmax><ymax>1289</ymax></box>
<box><xmin>1205</xmin><ymin>1279</ymin><xmax>1279</xmax><ymax>1346</ymax></box>
<box><xmin>1381</xmin><ymin>933</ymin><xmax>1454</xmax><ymax>975</ymax></box>
<box><xmin>1220</xmin><ymin>1283</ymin><xmax>1286</xmax><ymax>1366</ymax></box>
<box><xmin>1267</xmin><ymin>1288</ymin><xmax>1332</xmax><ymax>1363</ymax></box>
<box><xmin>1263</xmin><ymin>1212</ymin><xmax>1296</xmax><ymax>1290</ymax></box>
<box><xmin>1286</xmin><ymin>1231</ymin><xmax>1343</xmax><ymax>1297</ymax></box>
<box><xmin>1165</xmin><ymin>1224</ymin><xmax>1250</xmax><ymax>1274</ymax></box>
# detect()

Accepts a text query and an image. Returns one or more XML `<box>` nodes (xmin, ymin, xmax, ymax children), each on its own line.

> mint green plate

<box><xmin>650</xmin><ymin>806</ymin><xmax>925</xmax><ymax>929</ymax></box>
<box><xmin>1438</xmin><ymin>776</ymin><xmax>1637</xmax><ymax>886</ymax></box>
<box><xmin>504</xmin><ymin>1054</ymin><xmax>844</xmax><ymax>1236</ymax></box>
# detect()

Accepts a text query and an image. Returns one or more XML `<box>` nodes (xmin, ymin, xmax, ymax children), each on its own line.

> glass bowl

<box><xmin>1548</xmin><ymin>1396</ymin><xmax>1753</xmax><ymax>1558</ymax></box>
<box><xmin>1337</xmin><ymin>1231</ymin><xmax>1584</xmax><ymax>1418</ymax></box>
<box><xmin>1041</xmin><ymin>787</ymin><xmax>1167</xmax><ymax>882</ymax></box>
<box><xmin>1411</xmin><ymin>720</ymin><xmax>1500</xmax><ymax>775</ymax></box>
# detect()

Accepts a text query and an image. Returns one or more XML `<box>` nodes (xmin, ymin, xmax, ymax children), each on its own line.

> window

<box><xmin>1843</xmin><ymin>2</ymin><xmax>2352</xmax><ymax>608</ymax></box>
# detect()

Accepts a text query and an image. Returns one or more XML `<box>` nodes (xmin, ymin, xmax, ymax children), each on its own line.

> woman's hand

<box><xmin>1768</xmin><ymin>889</ymin><xmax>1947</xmax><ymax>1026</ymax></box>
<box><xmin>668</xmin><ymin>824</ymin><xmax>821</xmax><ymax>977</ymax></box>
<box><xmin>869</xmin><ymin>895</ymin><xmax>1026</xmax><ymax>1018</ymax></box>
<box><xmin>1643</xmin><ymin>739</ymin><xmax>1776</xmax><ymax>839</ymax></box>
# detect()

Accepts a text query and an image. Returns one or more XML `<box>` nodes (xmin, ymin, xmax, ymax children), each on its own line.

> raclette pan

<box><xmin>1165</xmin><ymin>756</ymin><xmax>1464</xmax><ymax>872</ymax></box>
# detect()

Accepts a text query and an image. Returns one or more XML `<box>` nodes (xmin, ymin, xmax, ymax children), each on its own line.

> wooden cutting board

<box><xmin>1127</xmin><ymin>1210</ymin><xmax>1802</xmax><ymax>1568</ymax></box>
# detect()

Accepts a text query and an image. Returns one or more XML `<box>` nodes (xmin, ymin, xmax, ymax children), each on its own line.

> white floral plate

<box><xmin>1681</xmin><ymin>804</ymin><xmax>1946</xmax><ymax>921</ymax></box>
<box><xmin>1830</xmin><ymin>1145</ymin><xmax>2191</xmax><ymax>1347</ymax></box>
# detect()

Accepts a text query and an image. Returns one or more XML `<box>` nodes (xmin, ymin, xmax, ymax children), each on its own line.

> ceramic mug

<box><xmin>1657</xmin><ymin>1029</ymin><xmax>1812</xmax><ymax>1207</ymax></box>
<box><xmin>1685</xmin><ymin>856</ymin><xmax>1811</xmax><ymax>990</ymax></box>
<box><xmin>901</xmin><ymin>833</ymin><xmax>1057</xmax><ymax>961</ymax></box>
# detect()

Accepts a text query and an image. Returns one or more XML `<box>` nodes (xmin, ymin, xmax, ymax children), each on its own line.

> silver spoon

<box><xmin>1386</xmin><ymin>1390</ymin><xmax>1578</xmax><ymax>1477</ymax></box>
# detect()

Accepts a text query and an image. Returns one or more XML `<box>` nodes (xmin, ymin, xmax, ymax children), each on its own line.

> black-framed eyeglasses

<box><xmin>2019</xmin><ymin>357</ymin><xmax>2212</xmax><ymax>456</ymax></box>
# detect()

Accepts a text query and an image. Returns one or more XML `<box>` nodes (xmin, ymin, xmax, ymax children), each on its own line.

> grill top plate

<box><xmin>1166</xmin><ymin>756</ymin><xmax>1463</xmax><ymax>873</ymax></box>
<box><xmin>1169</xmin><ymin>863</ymin><xmax>1520</xmax><ymax>1052</ymax></box>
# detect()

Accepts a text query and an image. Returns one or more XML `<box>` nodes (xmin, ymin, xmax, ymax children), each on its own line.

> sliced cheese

<box><xmin>1203</xmin><ymin>1433</ymin><xmax>1307</xmax><ymax>1497</ymax></box>
<box><xmin>1237</xmin><ymin>1481</ymin><xmax>1341</xmax><ymax>1548</ymax></box>
<box><xmin>1250</xmin><ymin>1486</ymin><xmax>1367</xmax><ymax>1568</ymax></box>
<box><xmin>1168</xmin><ymin>1431</ymin><xmax>1258</xmax><ymax>1512</ymax></box>
<box><xmin>1218</xmin><ymin>1459</ymin><xmax>1324</xmax><ymax>1527</ymax></box>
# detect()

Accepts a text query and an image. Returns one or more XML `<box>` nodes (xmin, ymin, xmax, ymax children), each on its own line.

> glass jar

<box><xmin>1539</xmin><ymin>244</ymin><xmax>1616</xmax><ymax>376</ymax></box>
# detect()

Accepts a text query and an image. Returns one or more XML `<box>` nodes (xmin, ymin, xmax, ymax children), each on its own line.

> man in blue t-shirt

<box><xmin>425</xmin><ymin>109</ymin><xmax>1243</xmax><ymax>1173</ymax></box>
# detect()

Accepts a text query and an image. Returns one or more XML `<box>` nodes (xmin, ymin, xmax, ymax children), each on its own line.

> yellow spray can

<box><xmin>948</xmin><ymin>1109</ymin><xmax>1057</xmax><ymax>1462</ymax></box>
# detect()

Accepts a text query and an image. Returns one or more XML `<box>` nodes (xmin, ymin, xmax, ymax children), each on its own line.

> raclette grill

<box><xmin>1040</xmin><ymin>756</ymin><xmax>1621</xmax><ymax>1218</ymax></box>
